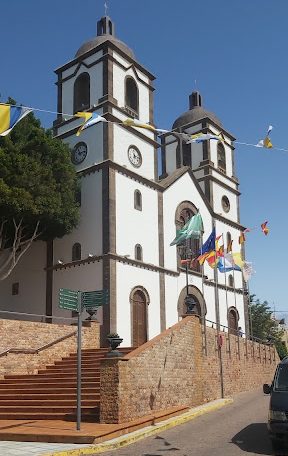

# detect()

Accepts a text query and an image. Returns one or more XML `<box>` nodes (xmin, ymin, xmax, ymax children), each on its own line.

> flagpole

<box><xmin>222</xmin><ymin>234</ymin><xmax>230</xmax><ymax>354</ymax></box>
<box><xmin>200</xmin><ymin>232</ymin><xmax>207</xmax><ymax>355</ymax></box>
<box><xmin>212</xmin><ymin>220</ymin><xmax>220</xmax><ymax>330</ymax></box>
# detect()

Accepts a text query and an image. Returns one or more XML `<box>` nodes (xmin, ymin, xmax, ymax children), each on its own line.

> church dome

<box><xmin>75</xmin><ymin>16</ymin><xmax>135</xmax><ymax>59</ymax></box>
<box><xmin>172</xmin><ymin>92</ymin><xmax>222</xmax><ymax>129</ymax></box>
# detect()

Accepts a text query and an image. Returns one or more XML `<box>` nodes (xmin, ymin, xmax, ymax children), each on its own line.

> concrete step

<box><xmin>0</xmin><ymin>381</ymin><xmax>100</xmax><ymax>389</ymax></box>
<box><xmin>0</xmin><ymin>412</ymin><xmax>100</xmax><ymax>420</ymax></box>
<box><xmin>0</xmin><ymin>406</ymin><xmax>99</xmax><ymax>414</ymax></box>
<box><xmin>0</xmin><ymin>393</ymin><xmax>99</xmax><ymax>400</ymax></box>
<box><xmin>0</xmin><ymin>387</ymin><xmax>99</xmax><ymax>394</ymax></box>
<box><xmin>2</xmin><ymin>373</ymin><xmax>100</xmax><ymax>381</ymax></box>
<box><xmin>0</xmin><ymin>399</ymin><xmax>100</xmax><ymax>406</ymax></box>
<box><xmin>39</xmin><ymin>366</ymin><xmax>101</xmax><ymax>373</ymax></box>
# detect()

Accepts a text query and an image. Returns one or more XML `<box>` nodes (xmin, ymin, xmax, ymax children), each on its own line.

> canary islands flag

<box><xmin>0</xmin><ymin>105</ymin><xmax>32</xmax><ymax>136</ymax></box>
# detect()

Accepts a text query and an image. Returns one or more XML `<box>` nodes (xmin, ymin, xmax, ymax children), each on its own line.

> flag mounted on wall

<box><xmin>0</xmin><ymin>104</ymin><xmax>32</xmax><ymax>136</ymax></box>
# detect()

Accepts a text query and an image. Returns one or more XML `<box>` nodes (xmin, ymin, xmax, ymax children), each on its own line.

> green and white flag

<box><xmin>170</xmin><ymin>212</ymin><xmax>204</xmax><ymax>246</ymax></box>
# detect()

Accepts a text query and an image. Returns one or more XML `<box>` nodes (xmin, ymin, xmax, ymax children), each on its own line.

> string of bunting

<box><xmin>0</xmin><ymin>103</ymin><xmax>287</xmax><ymax>153</ymax></box>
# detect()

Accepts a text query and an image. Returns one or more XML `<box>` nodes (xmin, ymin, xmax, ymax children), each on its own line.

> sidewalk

<box><xmin>0</xmin><ymin>398</ymin><xmax>232</xmax><ymax>456</ymax></box>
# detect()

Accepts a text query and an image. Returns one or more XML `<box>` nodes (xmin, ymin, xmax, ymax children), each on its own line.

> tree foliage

<box><xmin>0</xmin><ymin>101</ymin><xmax>79</xmax><ymax>279</ymax></box>
<box><xmin>249</xmin><ymin>295</ymin><xmax>288</xmax><ymax>359</ymax></box>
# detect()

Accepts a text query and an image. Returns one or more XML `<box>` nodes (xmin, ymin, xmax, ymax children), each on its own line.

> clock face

<box><xmin>72</xmin><ymin>142</ymin><xmax>88</xmax><ymax>165</ymax></box>
<box><xmin>128</xmin><ymin>146</ymin><xmax>142</xmax><ymax>168</ymax></box>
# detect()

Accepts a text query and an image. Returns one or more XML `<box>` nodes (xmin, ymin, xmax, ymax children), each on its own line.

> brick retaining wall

<box><xmin>100</xmin><ymin>316</ymin><xmax>279</xmax><ymax>424</ymax></box>
<box><xmin>0</xmin><ymin>319</ymin><xmax>100</xmax><ymax>377</ymax></box>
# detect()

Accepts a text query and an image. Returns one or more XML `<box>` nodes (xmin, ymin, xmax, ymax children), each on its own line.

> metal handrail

<box><xmin>0</xmin><ymin>329</ymin><xmax>77</xmax><ymax>358</ymax></box>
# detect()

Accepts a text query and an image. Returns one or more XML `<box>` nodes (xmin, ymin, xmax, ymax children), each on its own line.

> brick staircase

<box><xmin>0</xmin><ymin>347</ymin><xmax>132</xmax><ymax>421</ymax></box>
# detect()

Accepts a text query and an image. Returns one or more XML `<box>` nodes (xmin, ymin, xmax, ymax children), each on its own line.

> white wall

<box><xmin>212</xmin><ymin>182</ymin><xmax>238</xmax><ymax>223</ymax></box>
<box><xmin>163</xmin><ymin>172</ymin><xmax>212</xmax><ymax>271</ymax></box>
<box><xmin>0</xmin><ymin>241</ymin><xmax>46</xmax><ymax>317</ymax></box>
<box><xmin>116</xmin><ymin>262</ymin><xmax>160</xmax><ymax>346</ymax></box>
<box><xmin>54</xmin><ymin>170</ymin><xmax>103</xmax><ymax>263</ymax></box>
<box><xmin>61</xmin><ymin>56</ymin><xmax>103</xmax><ymax>115</ymax></box>
<box><xmin>115</xmin><ymin>173</ymin><xmax>159</xmax><ymax>264</ymax></box>
<box><xmin>113</xmin><ymin>124</ymin><xmax>155</xmax><ymax>180</ymax></box>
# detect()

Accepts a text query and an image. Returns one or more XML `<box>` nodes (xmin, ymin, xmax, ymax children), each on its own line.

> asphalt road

<box><xmin>101</xmin><ymin>388</ymin><xmax>286</xmax><ymax>456</ymax></box>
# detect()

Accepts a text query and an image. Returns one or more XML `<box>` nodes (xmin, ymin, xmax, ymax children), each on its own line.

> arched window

<box><xmin>73</xmin><ymin>73</ymin><xmax>90</xmax><ymax>113</ymax></box>
<box><xmin>134</xmin><ymin>190</ymin><xmax>142</xmax><ymax>211</ymax></box>
<box><xmin>72</xmin><ymin>243</ymin><xmax>81</xmax><ymax>261</ymax></box>
<box><xmin>125</xmin><ymin>77</ymin><xmax>138</xmax><ymax>115</ymax></box>
<box><xmin>175</xmin><ymin>202</ymin><xmax>200</xmax><ymax>272</ymax></box>
<box><xmin>228</xmin><ymin>307</ymin><xmax>239</xmax><ymax>335</ymax></box>
<box><xmin>135</xmin><ymin>244</ymin><xmax>143</xmax><ymax>261</ymax></box>
<box><xmin>226</xmin><ymin>231</ymin><xmax>232</xmax><ymax>252</ymax></box>
<box><xmin>228</xmin><ymin>274</ymin><xmax>234</xmax><ymax>288</ymax></box>
<box><xmin>217</xmin><ymin>142</ymin><xmax>226</xmax><ymax>173</ymax></box>
<box><xmin>177</xmin><ymin>285</ymin><xmax>206</xmax><ymax>319</ymax></box>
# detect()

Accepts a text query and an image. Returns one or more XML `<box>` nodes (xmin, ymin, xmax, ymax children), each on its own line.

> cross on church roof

<box><xmin>104</xmin><ymin>1</ymin><xmax>108</xmax><ymax>16</ymax></box>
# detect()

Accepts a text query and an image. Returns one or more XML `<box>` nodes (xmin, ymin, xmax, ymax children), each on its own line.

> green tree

<box><xmin>249</xmin><ymin>295</ymin><xmax>288</xmax><ymax>359</ymax></box>
<box><xmin>0</xmin><ymin>102</ymin><xmax>79</xmax><ymax>279</ymax></box>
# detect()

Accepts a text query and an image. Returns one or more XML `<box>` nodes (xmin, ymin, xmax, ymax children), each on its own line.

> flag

<box><xmin>217</xmin><ymin>254</ymin><xmax>242</xmax><ymax>273</ymax></box>
<box><xmin>226</xmin><ymin>239</ymin><xmax>233</xmax><ymax>253</ymax></box>
<box><xmin>242</xmin><ymin>261</ymin><xmax>255</xmax><ymax>282</ymax></box>
<box><xmin>185</xmin><ymin>132</ymin><xmax>225</xmax><ymax>144</ymax></box>
<box><xmin>170</xmin><ymin>212</ymin><xmax>203</xmax><ymax>246</ymax></box>
<box><xmin>75</xmin><ymin>112</ymin><xmax>107</xmax><ymax>136</ymax></box>
<box><xmin>239</xmin><ymin>232</ymin><xmax>246</xmax><ymax>244</ymax></box>
<box><xmin>199</xmin><ymin>228</ymin><xmax>216</xmax><ymax>255</ymax></box>
<box><xmin>180</xmin><ymin>259</ymin><xmax>190</xmax><ymax>265</ymax></box>
<box><xmin>232</xmin><ymin>252</ymin><xmax>244</xmax><ymax>269</ymax></box>
<box><xmin>205</xmin><ymin>251</ymin><xmax>219</xmax><ymax>269</ymax></box>
<box><xmin>261</xmin><ymin>221</ymin><xmax>269</xmax><ymax>236</ymax></box>
<box><xmin>0</xmin><ymin>105</ymin><xmax>32</xmax><ymax>136</ymax></box>
<box><xmin>197</xmin><ymin>252</ymin><xmax>209</xmax><ymax>265</ymax></box>
<box><xmin>256</xmin><ymin>125</ymin><xmax>273</xmax><ymax>149</ymax></box>
<box><xmin>122</xmin><ymin>118</ymin><xmax>168</xmax><ymax>134</ymax></box>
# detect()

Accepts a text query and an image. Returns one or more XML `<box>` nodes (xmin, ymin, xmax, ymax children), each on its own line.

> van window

<box><xmin>275</xmin><ymin>364</ymin><xmax>288</xmax><ymax>390</ymax></box>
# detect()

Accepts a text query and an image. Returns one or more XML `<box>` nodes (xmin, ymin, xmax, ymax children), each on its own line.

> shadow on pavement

<box><xmin>232</xmin><ymin>423</ymin><xmax>274</xmax><ymax>454</ymax></box>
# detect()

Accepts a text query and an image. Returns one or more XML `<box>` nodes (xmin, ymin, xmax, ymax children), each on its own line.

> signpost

<box><xmin>58</xmin><ymin>288</ymin><xmax>108</xmax><ymax>431</ymax></box>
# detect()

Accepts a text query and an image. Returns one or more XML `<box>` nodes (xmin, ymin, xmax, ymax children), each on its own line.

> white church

<box><xmin>0</xmin><ymin>16</ymin><xmax>248</xmax><ymax>346</ymax></box>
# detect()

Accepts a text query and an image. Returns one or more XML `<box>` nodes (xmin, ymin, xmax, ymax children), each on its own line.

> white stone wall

<box><xmin>115</xmin><ymin>173</ymin><xmax>159</xmax><ymax>264</ymax></box>
<box><xmin>116</xmin><ymin>262</ymin><xmax>160</xmax><ymax>346</ymax></box>
<box><xmin>113</xmin><ymin>124</ymin><xmax>155</xmax><ymax>180</ymax></box>
<box><xmin>54</xmin><ymin>170</ymin><xmax>103</xmax><ymax>263</ymax></box>
<box><xmin>0</xmin><ymin>241</ymin><xmax>47</xmax><ymax>317</ymax></box>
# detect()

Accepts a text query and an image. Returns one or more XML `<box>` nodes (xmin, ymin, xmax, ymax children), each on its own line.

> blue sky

<box><xmin>1</xmin><ymin>0</ymin><xmax>287</xmax><ymax>316</ymax></box>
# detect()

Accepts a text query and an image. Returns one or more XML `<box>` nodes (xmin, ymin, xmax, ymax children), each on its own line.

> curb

<box><xmin>43</xmin><ymin>398</ymin><xmax>233</xmax><ymax>456</ymax></box>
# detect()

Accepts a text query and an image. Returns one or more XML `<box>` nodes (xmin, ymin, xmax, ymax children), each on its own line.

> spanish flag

<box><xmin>0</xmin><ymin>104</ymin><xmax>32</xmax><ymax>136</ymax></box>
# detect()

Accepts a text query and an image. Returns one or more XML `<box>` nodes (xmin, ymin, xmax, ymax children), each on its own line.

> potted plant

<box><xmin>106</xmin><ymin>332</ymin><xmax>123</xmax><ymax>357</ymax></box>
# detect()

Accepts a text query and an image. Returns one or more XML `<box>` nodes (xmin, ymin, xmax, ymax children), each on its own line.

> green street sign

<box><xmin>59</xmin><ymin>288</ymin><xmax>79</xmax><ymax>311</ymax></box>
<box><xmin>81</xmin><ymin>290</ymin><xmax>109</xmax><ymax>309</ymax></box>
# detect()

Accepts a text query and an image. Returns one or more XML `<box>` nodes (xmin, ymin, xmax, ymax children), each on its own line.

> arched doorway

<box><xmin>228</xmin><ymin>307</ymin><xmax>239</xmax><ymax>335</ymax></box>
<box><xmin>130</xmin><ymin>288</ymin><xmax>149</xmax><ymax>347</ymax></box>
<box><xmin>177</xmin><ymin>285</ymin><xmax>206</xmax><ymax>319</ymax></box>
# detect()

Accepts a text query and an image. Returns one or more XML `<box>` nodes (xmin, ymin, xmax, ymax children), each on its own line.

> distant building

<box><xmin>0</xmin><ymin>15</ymin><xmax>248</xmax><ymax>345</ymax></box>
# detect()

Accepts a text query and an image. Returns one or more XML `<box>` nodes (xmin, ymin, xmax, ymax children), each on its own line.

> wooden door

<box><xmin>132</xmin><ymin>290</ymin><xmax>147</xmax><ymax>347</ymax></box>
<box><xmin>228</xmin><ymin>309</ymin><xmax>238</xmax><ymax>335</ymax></box>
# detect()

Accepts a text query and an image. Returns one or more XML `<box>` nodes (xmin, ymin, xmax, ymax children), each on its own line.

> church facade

<box><xmin>0</xmin><ymin>16</ymin><xmax>248</xmax><ymax>346</ymax></box>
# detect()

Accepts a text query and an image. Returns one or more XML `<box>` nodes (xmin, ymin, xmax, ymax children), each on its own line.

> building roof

<box><xmin>172</xmin><ymin>91</ymin><xmax>222</xmax><ymax>129</ymax></box>
<box><xmin>75</xmin><ymin>16</ymin><xmax>135</xmax><ymax>60</ymax></box>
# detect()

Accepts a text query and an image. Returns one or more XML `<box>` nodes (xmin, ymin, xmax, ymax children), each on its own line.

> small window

<box><xmin>228</xmin><ymin>274</ymin><xmax>234</xmax><ymax>288</ymax></box>
<box><xmin>134</xmin><ymin>190</ymin><xmax>142</xmax><ymax>211</ymax></box>
<box><xmin>135</xmin><ymin>244</ymin><xmax>143</xmax><ymax>261</ymax></box>
<box><xmin>125</xmin><ymin>77</ymin><xmax>138</xmax><ymax>114</ymax></box>
<box><xmin>74</xmin><ymin>73</ymin><xmax>90</xmax><ymax>113</ymax></box>
<box><xmin>12</xmin><ymin>282</ymin><xmax>19</xmax><ymax>296</ymax></box>
<box><xmin>221</xmin><ymin>196</ymin><xmax>230</xmax><ymax>213</ymax></box>
<box><xmin>217</xmin><ymin>142</ymin><xmax>226</xmax><ymax>173</ymax></box>
<box><xmin>72</xmin><ymin>243</ymin><xmax>81</xmax><ymax>261</ymax></box>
